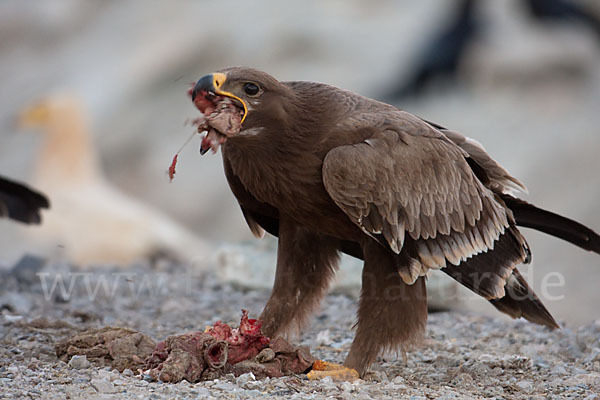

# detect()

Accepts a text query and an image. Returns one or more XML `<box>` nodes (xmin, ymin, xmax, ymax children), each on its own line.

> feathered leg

<box><xmin>344</xmin><ymin>240</ymin><xmax>428</xmax><ymax>376</ymax></box>
<box><xmin>260</xmin><ymin>216</ymin><xmax>340</xmax><ymax>338</ymax></box>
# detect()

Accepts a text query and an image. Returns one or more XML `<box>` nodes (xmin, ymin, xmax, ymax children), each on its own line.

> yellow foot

<box><xmin>307</xmin><ymin>360</ymin><xmax>360</xmax><ymax>381</ymax></box>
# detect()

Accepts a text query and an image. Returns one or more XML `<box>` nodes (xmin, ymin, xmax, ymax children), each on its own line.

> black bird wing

<box><xmin>0</xmin><ymin>176</ymin><xmax>49</xmax><ymax>224</ymax></box>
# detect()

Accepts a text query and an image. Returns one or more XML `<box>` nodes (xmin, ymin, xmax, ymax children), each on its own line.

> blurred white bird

<box><xmin>18</xmin><ymin>94</ymin><xmax>210</xmax><ymax>267</ymax></box>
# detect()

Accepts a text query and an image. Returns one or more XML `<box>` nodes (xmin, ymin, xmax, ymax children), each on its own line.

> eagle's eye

<box><xmin>243</xmin><ymin>83</ymin><xmax>260</xmax><ymax>96</ymax></box>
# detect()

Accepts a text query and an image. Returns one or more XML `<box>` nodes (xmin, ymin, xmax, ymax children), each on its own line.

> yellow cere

<box><xmin>213</xmin><ymin>72</ymin><xmax>248</xmax><ymax>124</ymax></box>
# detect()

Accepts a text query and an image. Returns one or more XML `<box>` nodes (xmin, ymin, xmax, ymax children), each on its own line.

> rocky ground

<box><xmin>0</xmin><ymin>257</ymin><xmax>599</xmax><ymax>399</ymax></box>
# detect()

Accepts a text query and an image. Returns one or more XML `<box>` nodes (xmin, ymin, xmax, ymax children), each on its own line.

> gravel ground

<box><xmin>1</xmin><ymin>257</ymin><xmax>600</xmax><ymax>399</ymax></box>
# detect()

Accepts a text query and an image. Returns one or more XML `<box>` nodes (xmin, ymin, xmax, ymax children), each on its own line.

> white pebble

<box><xmin>235</xmin><ymin>372</ymin><xmax>256</xmax><ymax>388</ymax></box>
<box><xmin>516</xmin><ymin>380</ymin><xmax>534</xmax><ymax>393</ymax></box>
<box><xmin>68</xmin><ymin>355</ymin><xmax>90</xmax><ymax>370</ymax></box>
<box><xmin>90</xmin><ymin>378</ymin><xmax>118</xmax><ymax>394</ymax></box>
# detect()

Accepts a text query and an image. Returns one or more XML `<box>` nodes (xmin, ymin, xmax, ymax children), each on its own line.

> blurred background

<box><xmin>1</xmin><ymin>0</ymin><xmax>599</xmax><ymax>324</ymax></box>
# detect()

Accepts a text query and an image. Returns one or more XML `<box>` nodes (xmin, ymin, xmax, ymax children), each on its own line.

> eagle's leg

<box><xmin>259</xmin><ymin>218</ymin><xmax>339</xmax><ymax>338</ymax></box>
<box><xmin>343</xmin><ymin>240</ymin><xmax>428</xmax><ymax>376</ymax></box>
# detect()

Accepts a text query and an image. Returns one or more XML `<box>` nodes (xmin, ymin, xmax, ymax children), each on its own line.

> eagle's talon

<box><xmin>307</xmin><ymin>360</ymin><xmax>359</xmax><ymax>381</ymax></box>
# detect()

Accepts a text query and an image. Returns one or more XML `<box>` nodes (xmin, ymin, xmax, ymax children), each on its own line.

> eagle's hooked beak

<box><xmin>192</xmin><ymin>73</ymin><xmax>248</xmax><ymax>124</ymax></box>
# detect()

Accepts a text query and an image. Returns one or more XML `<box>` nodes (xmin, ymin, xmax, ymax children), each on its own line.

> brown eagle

<box><xmin>189</xmin><ymin>67</ymin><xmax>600</xmax><ymax>377</ymax></box>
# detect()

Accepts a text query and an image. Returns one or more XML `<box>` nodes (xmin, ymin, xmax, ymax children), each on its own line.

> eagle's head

<box><xmin>190</xmin><ymin>67</ymin><xmax>295</xmax><ymax>154</ymax></box>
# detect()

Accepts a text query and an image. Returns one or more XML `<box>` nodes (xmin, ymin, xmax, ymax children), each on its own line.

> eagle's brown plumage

<box><xmin>190</xmin><ymin>67</ymin><xmax>600</xmax><ymax>376</ymax></box>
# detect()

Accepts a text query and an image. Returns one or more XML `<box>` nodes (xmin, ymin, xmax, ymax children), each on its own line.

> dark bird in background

<box><xmin>525</xmin><ymin>0</ymin><xmax>600</xmax><ymax>38</ymax></box>
<box><xmin>188</xmin><ymin>67</ymin><xmax>600</xmax><ymax>378</ymax></box>
<box><xmin>385</xmin><ymin>0</ymin><xmax>479</xmax><ymax>100</ymax></box>
<box><xmin>387</xmin><ymin>0</ymin><xmax>600</xmax><ymax>100</ymax></box>
<box><xmin>0</xmin><ymin>176</ymin><xmax>49</xmax><ymax>224</ymax></box>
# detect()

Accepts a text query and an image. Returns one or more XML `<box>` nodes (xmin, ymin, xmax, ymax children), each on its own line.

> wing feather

<box><xmin>322</xmin><ymin>127</ymin><xmax>510</xmax><ymax>281</ymax></box>
<box><xmin>439</xmin><ymin>128</ymin><xmax>527</xmax><ymax>193</ymax></box>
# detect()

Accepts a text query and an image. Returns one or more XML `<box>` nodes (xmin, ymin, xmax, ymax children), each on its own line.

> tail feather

<box><xmin>442</xmin><ymin>227</ymin><xmax>559</xmax><ymax>329</ymax></box>
<box><xmin>501</xmin><ymin>194</ymin><xmax>600</xmax><ymax>254</ymax></box>
<box><xmin>489</xmin><ymin>269</ymin><xmax>559</xmax><ymax>329</ymax></box>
